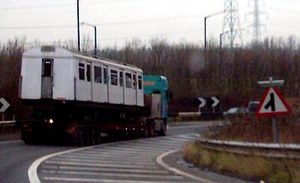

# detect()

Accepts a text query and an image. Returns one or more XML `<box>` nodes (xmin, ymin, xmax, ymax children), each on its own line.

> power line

<box><xmin>0</xmin><ymin>14</ymin><xmax>205</xmax><ymax>30</ymax></box>
<box><xmin>0</xmin><ymin>0</ymin><xmax>141</xmax><ymax>11</ymax></box>
<box><xmin>0</xmin><ymin>25</ymin><xmax>75</xmax><ymax>30</ymax></box>
<box><xmin>0</xmin><ymin>3</ymin><xmax>74</xmax><ymax>11</ymax></box>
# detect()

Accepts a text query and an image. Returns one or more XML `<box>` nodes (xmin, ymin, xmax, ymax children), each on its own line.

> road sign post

<box><xmin>256</xmin><ymin>77</ymin><xmax>292</xmax><ymax>143</ymax></box>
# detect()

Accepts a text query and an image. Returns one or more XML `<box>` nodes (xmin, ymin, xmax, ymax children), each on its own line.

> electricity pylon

<box><xmin>222</xmin><ymin>0</ymin><xmax>243</xmax><ymax>47</ymax></box>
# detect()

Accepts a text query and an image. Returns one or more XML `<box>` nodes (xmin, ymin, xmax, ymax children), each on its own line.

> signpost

<box><xmin>198</xmin><ymin>97</ymin><xmax>206</xmax><ymax>110</ymax></box>
<box><xmin>0</xmin><ymin>98</ymin><xmax>10</xmax><ymax>113</ymax></box>
<box><xmin>197</xmin><ymin>96</ymin><xmax>220</xmax><ymax>113</ymax></box>
<box><xmin>211</xmin><ymin>96</ymin><xmax>220</xmax><ymax>113</ymax></box>
<box><xmin>256</xmin><ymin>78</ymin><xmax>292</xmax><ymax>143</ymax></box>
<box><xmin>256</xmin><ymin>87</ymin><xmax>292</xmax><ymax>117</ymax></box>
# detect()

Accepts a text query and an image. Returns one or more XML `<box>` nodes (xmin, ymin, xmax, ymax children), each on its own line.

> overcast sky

<box><xmin>0</xmin><ymin>0</ymin><xmax>299</xmax><ymax>48</ymax></box>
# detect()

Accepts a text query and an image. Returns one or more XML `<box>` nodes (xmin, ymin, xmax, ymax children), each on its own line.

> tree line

<box><xmin>0</xmin><ymin>36</ymin><xmax>299</xmax><ymax>115</ymax></box>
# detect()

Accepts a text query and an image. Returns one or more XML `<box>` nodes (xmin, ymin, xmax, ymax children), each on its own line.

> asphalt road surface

<box><xmin>0</xmin><ymin>121</ymin><xmax>214</xmax><ymax>183</ymax></box>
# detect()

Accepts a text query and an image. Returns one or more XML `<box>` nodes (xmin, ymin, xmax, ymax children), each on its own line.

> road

<box><xmin>0</xmin><ymin>140</ymin><xmax>71</xmax><ymax>183</ymax></box>
<box><xmin>0</xmin><ymin>121</ymin><xmax>214</xmax><ymax>183</ymax></box>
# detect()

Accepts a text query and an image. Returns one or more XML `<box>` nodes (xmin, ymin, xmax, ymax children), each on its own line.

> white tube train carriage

<box><xmin>20</xmin><ymin>46</ymin><xmax>168</xmax><ymax>145</ymax></box>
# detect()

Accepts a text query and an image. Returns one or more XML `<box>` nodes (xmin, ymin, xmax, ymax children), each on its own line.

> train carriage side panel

<box><xmin>52</xmin><ymin>57</ymin><xmax>74</xmax><ymax>100</ymax></box>
<box><xmin>21</xmin><ymin>57</ymin><xmax>42</xmax><ymax>99</ymax></box>
<box><xmin>123</xmin><ymin>70</ymin><xmax>143</xmax><ymax>106</ymax></box>
<box><xmin>21</xmin><ymin>46</ymin><xmax>76</xmax><ymax>101</ymax></box>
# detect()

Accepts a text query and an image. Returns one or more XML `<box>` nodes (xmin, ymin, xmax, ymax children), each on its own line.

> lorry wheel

<box><xmin>144</xmin><ymin>121</ymin><xmax>154</xmax><ymax>137</ymax></box>
<box><xmin>158</xmin><ymin>120</ymin><xmax>167</xmax><ymax>136</ymax></box>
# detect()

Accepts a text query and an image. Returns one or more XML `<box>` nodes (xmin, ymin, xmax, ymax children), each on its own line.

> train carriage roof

<box><xmin>23</xmin><ymin>46</ymin><xmax>143</xmax><ymax>72</ymax></box>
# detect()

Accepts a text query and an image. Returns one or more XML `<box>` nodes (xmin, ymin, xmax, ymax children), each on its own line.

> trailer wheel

<box><xmin>90</xmin><ymin>128</ymin><xmax>97</xmax><ymax>145</ymax></box>
<box><xmin>78</xmin><ymin>127</ymin><xmax>85</xmax><ymax>146</ymax></box>
<box><xmin>76</xmin><ymin>127</ymin><xmax>88</xmax><ymax>146</ymax></box>
<box><xmin>95</xmin><ymin>129</ymin><xmax>101</xmax><ymax>144</ymax></box>
<box><xmin>21</xmin><ymin>130</ymin><xmax>35</xmax><ymax>144</ymax></box>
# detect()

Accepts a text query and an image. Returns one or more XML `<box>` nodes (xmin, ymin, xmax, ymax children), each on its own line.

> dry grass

<box><xmin>186</xmin><ymin>115</ymin><xmax>300</xmax><ymax>182</ymax></box>
<box><xmin>183</xmin><ymin>142</ymin><xmax>300</xmax><ymax>183</ymax></box>
<box><xmin>205</xmin><ymin>115</ymin><xmax>300</xmax><ymax>144</ymax></box>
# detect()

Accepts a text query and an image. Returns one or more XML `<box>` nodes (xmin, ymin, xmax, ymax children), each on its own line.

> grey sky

<box><xmin>0</xmin><ymin>0</ymin><xmax>299</xmax><ymax>48</ymax></box>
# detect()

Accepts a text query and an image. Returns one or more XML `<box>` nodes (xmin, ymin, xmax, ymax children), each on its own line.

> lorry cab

<box><xmin>144</xmin><ymin>75</ymin><xmax>168</xmax><ymax>120</ymax></box>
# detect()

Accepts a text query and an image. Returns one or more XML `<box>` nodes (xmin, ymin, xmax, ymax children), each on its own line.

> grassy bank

<box><xmin>183</xmin><ymin>141</ymin><xmax>300</xmax><ymax>183</ymax></box>
<box><xmin>182</xmin><ymin>115</ymin><xmax>300</xmax><ymax>182</ymax></box>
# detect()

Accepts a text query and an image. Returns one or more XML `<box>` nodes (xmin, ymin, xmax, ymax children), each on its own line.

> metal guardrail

<box><xmin>0</xmin><ymin>120</ymin><xmax>17</xmax><ymax>132</ymax></box>
<box><xmin>0</xmin><ymin>120</ymin><xmax>16</xmax><ymax>125</ymax></box>
<box><xmin>198</xmin><ymin>136</ymin><xmax>300</xmax><ymax>159</ymax></box>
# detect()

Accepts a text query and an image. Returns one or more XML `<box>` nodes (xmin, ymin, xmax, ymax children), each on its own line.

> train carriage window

<box><xmin>133</xmin><ymin>74</ymin><xmax>137</xmax><ymax>88</ymax></box>
<box><xmin>138</xmin><ymin>75</ymin><xmax>143</xmax><ymax>90</ymax></box>
<box><xmin>86</xmin><ymin>64</ymin><xmax>91</xmax><ymax>82</ymax></box>
<box><xmin>111</xmin><ymin>70</ymin><xmax>118</xmax><ymax>86</ymax></box>
<box><xmin>94</xmin><ymin>66</ymin><xmax>102</xmax><ymax>83</ymax></box>
<box><xmin>119</xmin><ymin>71</ymin><xmax>123</xmax><ymax>87</ymax></box>
<box><xmin>125</xmin><ymin>73</ymin><xmax>132</xmax><ymax>88</ymax></box>
<box><xmin>79</xmin><ymin>63</ymin><xmax>85</xmax><ymax>80</ymax></box>
<box><xmin>104</xmin><ymin>68</ymin><xmax>108</xmax><ymax>84</ymax></box>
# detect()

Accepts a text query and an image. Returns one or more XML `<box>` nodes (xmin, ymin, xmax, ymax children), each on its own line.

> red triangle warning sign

<box><xmin>256</xmin><ymin>87</ymin><xmax>292</xmax><ymax>117</ymax></box>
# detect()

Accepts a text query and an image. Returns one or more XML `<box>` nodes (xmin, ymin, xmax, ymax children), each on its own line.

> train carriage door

<box><xmin>103</xmin><ymin>65</ymin><xmax>109</xmax><ymax>102</ymax></box>
<box><xmin>86</xmin><ymin>62</ymin><xmax>92</xmax><ymax>101</ymax></box>
<box><xmin>124</xmin><ymin>72</ymin><xmax>133</xmax><ymax>105</ymax></box>
<box><xmin>76</xmin><ymin>62</ymin><xmax>92</xmax><ymax>101</ymax></box>
<box><xmin>137</xmin><ymin>75</ymin><xmax>143</xmax><ymax>106</ymax></box>
<box><xmin>132</xmin><ymin>73</ymin><xmax>138</xmax><ymax>105</ymax></box>
<box><xmin>119</xmin><ymin>69</ymin><xmax>125</xmax><ymax>104</ymax></box>
<box><xmin>41</xmin><ymin>58</ymin><xmax>53</xmax><ymax>98</ymax></box>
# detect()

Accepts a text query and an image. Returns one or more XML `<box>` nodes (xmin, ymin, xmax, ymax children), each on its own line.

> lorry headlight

<box><xmin>49</xmin><ymin>119</ymin><xmax>54</xmax><ymax>124</ymax></box>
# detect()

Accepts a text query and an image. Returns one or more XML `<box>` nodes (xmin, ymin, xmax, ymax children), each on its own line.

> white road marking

<box><xmin>44</xmin><ymin>160</ymin><xmax>158</xmax><ymax>169</ymax></box>
<box><xmin>156</xmin><ymin>149</ymin><xmax>218</xmax><ymax>183</ymax></box>
<box><xmin>43</xmin><ymin>176</ymin><xmax>191</xmax><ymax>183</ymax></box>
<box><xmin>41</xmin><ymin>169</ymin><xmax>184</xmax><ymax>179</ymax></box>
<box><xmin>42</xmin><ymin>165</ymin><xmax>169</xmax><ymax>174</ymax></box>
<box><xmin>28</xmin><ymin>146</ymin><xmax>92</xmax><ymax>183</ymax></box>
<box><xmin>29</xmin><ymin>134</ymin><xmax>201</xmax><ymax>183</ymax></box>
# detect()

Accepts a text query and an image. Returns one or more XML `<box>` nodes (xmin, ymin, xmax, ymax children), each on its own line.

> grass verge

<box><xmin>183</xmin><ymin>141</ymin><xmax>300</xmax><ymax>183</ymax></box>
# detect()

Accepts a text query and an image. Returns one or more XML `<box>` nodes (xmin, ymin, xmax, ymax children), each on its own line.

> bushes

<box><xmin>1</xmin><ymin>37</ymin><xmax>300</xmax><ymax>115</ymax></box>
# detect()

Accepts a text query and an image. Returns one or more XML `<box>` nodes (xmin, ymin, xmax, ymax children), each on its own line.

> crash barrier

<box><xmin>177</xmin><ymin>112</ymin><xmax>223</xmax><ymax>121</ymax></box>
<box><xmin>198</xmin><ymin>136</ymin><xmax>300</xmax><ymax>159</ymax></box>
<box><xmin>0</xmin><ymin>120</ymin><xmax>17</xmax><ymax>132</ymax></box>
